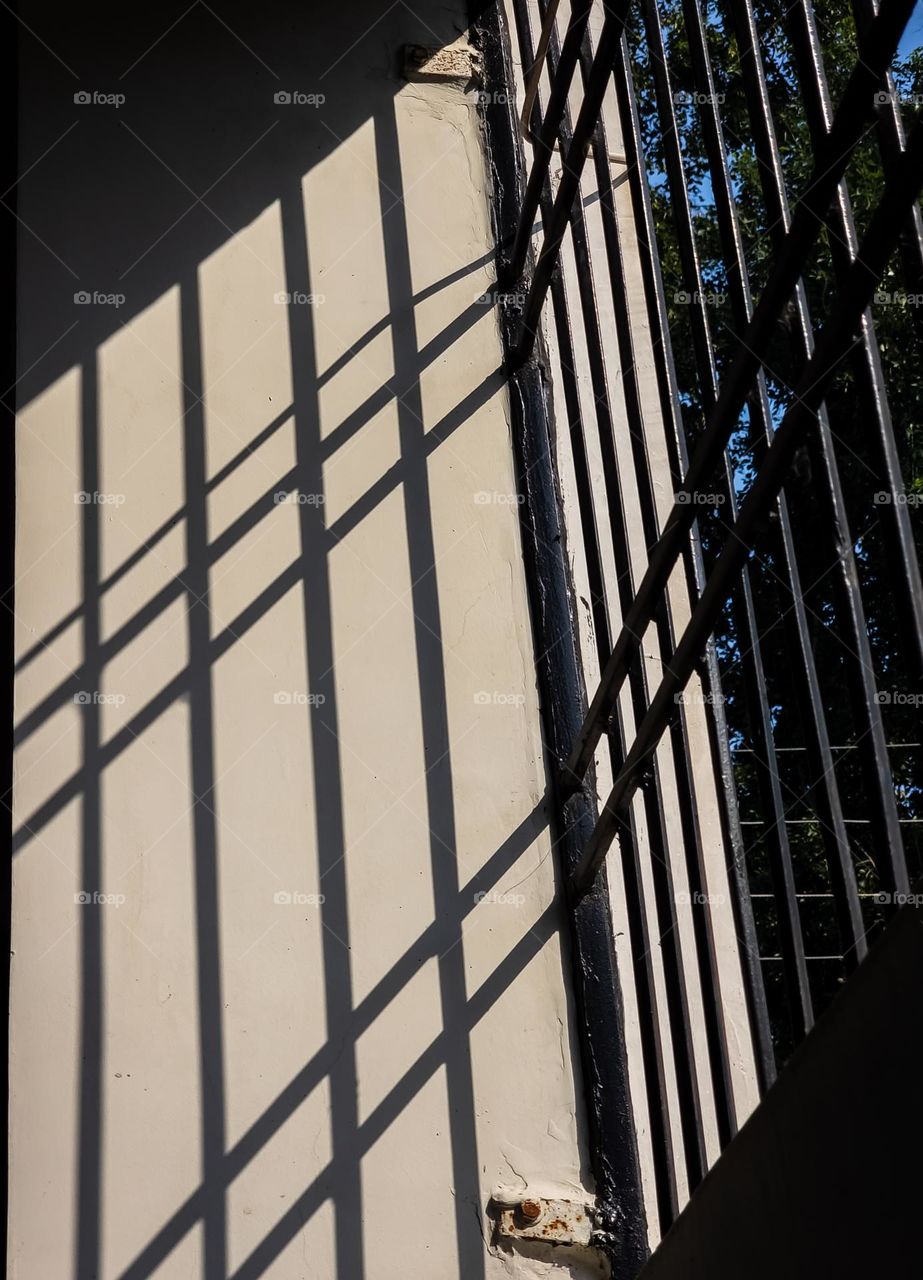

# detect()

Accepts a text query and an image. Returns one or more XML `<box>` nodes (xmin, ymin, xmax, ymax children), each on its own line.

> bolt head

<box><xmin>520</xmin><ymin>1198</ymin><xmax>542</xmax><ymax>1223</ymax></box>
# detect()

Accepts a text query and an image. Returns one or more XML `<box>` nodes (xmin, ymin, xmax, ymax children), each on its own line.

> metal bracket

<box><xmin>492</xmin><ymin>1190</ymin><xmax>594</xmax><ymax>1247</ymax></box>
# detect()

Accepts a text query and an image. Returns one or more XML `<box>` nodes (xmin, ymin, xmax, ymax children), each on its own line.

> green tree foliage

<box><xmin>627</xmin><ymin>0</ymin><xmax>922</xmax><ymax>1055</ymax></box>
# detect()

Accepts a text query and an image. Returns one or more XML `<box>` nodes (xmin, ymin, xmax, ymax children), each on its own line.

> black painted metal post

<box><xmin>475</xmin><ymin>6</ymin><xmax>649</xmax><ymax>1274</ymax></box>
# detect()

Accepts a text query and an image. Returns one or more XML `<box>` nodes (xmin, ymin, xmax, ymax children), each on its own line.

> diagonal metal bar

<box><xmin>572</xmin><ymin>118</ymin><xmax>923</xmax><ymax>890</ymax></box>
<box><xmin>559</xmin><ymin>0</ymin><xmax>918</xmax><ymax>796</ymax></box>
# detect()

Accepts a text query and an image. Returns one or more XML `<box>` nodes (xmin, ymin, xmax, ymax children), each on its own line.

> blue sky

<box><xmin>898</xmin><ymin>0</ymin><xmax>923</xmax><ymax>58</ymax></box>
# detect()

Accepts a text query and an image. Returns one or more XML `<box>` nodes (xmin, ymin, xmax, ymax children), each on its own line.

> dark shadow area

<box><xmin>10</xmin><ymin>3</ymin><xmax>588</xmax><ymax>1280</ymax></box>
<box><xmin>15</xmin><ymin>0</ymin><xmax>488</xmax><ymax>407</ymax></box>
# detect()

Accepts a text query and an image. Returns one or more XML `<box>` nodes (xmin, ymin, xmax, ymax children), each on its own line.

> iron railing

<box><xmin>493</xmin><ymin>0</ymin><xmax>923</xmax><ymax>1250</ymax></box>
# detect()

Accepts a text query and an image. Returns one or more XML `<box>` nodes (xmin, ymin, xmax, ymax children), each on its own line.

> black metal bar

<box><xmin>722</xmin><ymin>0</ymin><xmax>868</xmax><ymax>974</ymax></box>
<box><xmin>786</xmin><ymin>0</ymin><xmax>923</xmax><ymax>628</ymax></box>
<box><xmin>474</xmin><ymin>8</ymin><xmax>648</xmax><ymax>1274</ymax></box>
<box><xmin>573</xmin><ymin>119</ymin><xmax>923</xmax><ymax>890</ymax></box>
<box><xmin>504</xmin><ymin>0</ymin><xmax>593</xmax><ymax>283</ymax></box>
<box><xmin>865</xmin><ymin>65</ymin><xmax>923</xmax><ymax>365</ymax></box>
<box><xmin>633</xmin><ymin>0</ymin><xmax>821</xmax><ymax>1061</ymax></box>
<box><xmin>563</xmin><ymin>9</ymin><xmax>741</xmax><ymax>1162</ymax></box>
<box><xmin>722</xmin><ymin>0</ymin><xmax>916</xmax><ymax>909</ymax></box>
<box><xmin>528</xmin><ymin>0</ymin><xmax>712</xmax><ymax>1210</ymax></box>
<box><xmin>509</xmin><ymin>0</ymin><xmax>683</xmax><ymax>1228</ymax></box>
<box><xmin>512</xmin><ymin>3</ymin><xmax>630</xmax><ymax>363</ymax></box>
<box><xmin>853</xmin><ymin>0</ymin><xmax>923</xmax><ymax>320</ymax></box>
<box><xmin>607</xmin><ymin>21</ymin><xmax>779</xmax><ymax>1096</ymax></box>
<box><xmin>559</xmin><ymin>0</ymin><xmax>917</xmax><ymax>795</ymax></box>
<box><xmin>677</xmin><ymin>0</ymin><xmax>828</xmax><ymax>1039</ymax></box>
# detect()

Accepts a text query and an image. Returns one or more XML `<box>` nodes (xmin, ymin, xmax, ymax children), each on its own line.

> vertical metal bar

<box><xmin>513</xmin><ymin>3</ymin><xmax>630</xmax><ymax>362</ymax></box>
<box><xmin>728</xmin><ymin>0</ymin><xmax>916</xmax><ymax>898</ymax></box>
<box><xmin>509</xmin><ymin>0</ymin><xmax>681</xmax><ymax>1227</ymax></box>
<box><xmin>607</xmin><ymin>26</ymin><xmax>777</xmax><ymax>1095</ymax></box>
<box><xmin>559</xmin><ymin>0</ymin><xmax>918</xmax><ymax>794</ymax></box>
<box><xmin>505</xmin><ymin>0</ymin><xmax>594</xmax><ymax>283</ymax></box>
<box><xmin>562</xmin><ymin>7</ymin><xmax>740</xmax><ymax>1154</ymax></box>
<box><xmin>853</xmin><ymin>0</ymin><xmax>923</xmax><ymax>319</ymax></box>
<box><xmin>475</xmin><ymin>9</ymin><xmax>649</xmax><ymax>1273</ymax></box>
<box><xmin>722</xmin><ymin>0</ymin><xmax>868</xmax><ymax>971</ymax></box>
<box><xmin>675</xmin><ymin>0</ymin><xmax>831</xmax><ymax>1036</ymax></box>
<box><xmin>785</xmin><ymin>0</ymin><xmax>923</xmax><ymax>681</ymax></box>
<box><xmin>529</xmin><ymin>0</ymin><xmax>711</xmax><ymax>1207</ymax></box>
<box><xmin>519</xmin><ymin>0</ymin><xmax>563</xmax><ymax>146</ymax></box>
<box><xmin>574</xmin><ymin>120</ymin><xmax>923</xmax><ymax>890</ymax></box>
<box><xmin>635</xmin><ymin>0</ymin><xmax>827</xmax><ymax>1048</ymax></box>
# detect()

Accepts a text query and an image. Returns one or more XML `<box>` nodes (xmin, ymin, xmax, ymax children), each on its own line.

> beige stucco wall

<box><xmin>10</xmin><ymin>4</ymin><xmax>600</xmax><ymax>1279</ymax></box>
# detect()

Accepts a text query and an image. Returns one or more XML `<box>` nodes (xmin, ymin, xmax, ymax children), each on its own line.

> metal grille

<box><xmin>495</xmin><ymin>0</ymin><xmax>923</xmax><ymax>1246</ymax></box>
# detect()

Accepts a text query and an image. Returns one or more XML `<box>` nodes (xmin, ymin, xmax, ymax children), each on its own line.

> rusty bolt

<box><xmin>520</xmin><ymin>1198</ymin><xmax>543</xmax><ymax>1223</ymax></box>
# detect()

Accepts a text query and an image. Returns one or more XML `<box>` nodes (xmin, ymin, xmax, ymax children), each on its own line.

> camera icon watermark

<box><xmin>875</xmin><ymin>90</ymin><xmax>923</xmax><ymax>107</ymax></box>
<box><xmin>674</xmin><ymin>689</ymin><xmax>726</xmax><ymax>707</ymax></box>
<box><xmin>274</xmin><ymin>290</ymin><xmax>325</xmax><ymax>306</ymax></box>
<box><xmin>75</xmin><ymin>890</ymin><xmax>126</xmax><ymax>907</ymax></box>
<box><xmin>273</xmin><ymin>490</ymin><xmax>325</xmax><ymax>506</ymax></box>
<box><xmin>473</xmin><ymin>889</ymin><xmax>526</xmax><ymax>906</ymax></box>
<box><xmin>271</xmin><ymin>90</ymin><xmax>326</xmax><ymax>106</ymax></box>
<box><xmin>473</xmin><ymin>490</ymin><xmax>524</xmax><ymax>505</ymax></box>
<box><xmin>74</xmin><ymin>90</ymin><xmax>125</xmax><ymax>108</ymax></box>
<box><xmin>477</xmin><ymin>288</ymin><xmax>527</xmax><ymax>308</ymax></box>
<box><xmin>74</xmin><ymin>290</ymin><xmax>126</xmax><ymax>308</ymax></box>
<box><xmin>674</xmin><ymin>89</ymin><xmax>725</xmax><ymax>106</ymax></box>
<box><xmin>74</xmin><ymin>690</ymin><xmax>127</xmax><ymax>707</ymax></box>
<box><xmin>875</xmin><ymin>690</ymin><xmax>923</xmax><ymax>706</ymax></box>
<box><xmin>673</xmin><ymin>289</ymin><xmax>726</xmax><ymax>306</ymax></box>
<box><xmin>873</xmin><ymin>490</ymin><xmax>923</xmax><ymax>506</ymax></box>
<box><xmin>75</xmin><ymin>490</ymin><xmax>126</xmax><ymax>506</ymax></box>
<box><xmin>473</xmin><ymin>89</ymin><xmax>511</xmax><ymax>105</ymax></box>
<box><xmin>273</xmin><ymin>890</ymin><xmax>326</xmax><ymax>905</ymax></box>
<box><xmin>273</xmin><ymin>691</ymin><xmax>326</xmax><ymax>706</ymax></box>
<box><xmin>674</xmin><ymin>490</ymin><xmax>725</xmax><ymax>505</ymax></box>
<box><xmin>873</xmin><ymin>290</ymin><xmax>923</xmax><ymax>307</ymax></box>
<box><xmin>473</xmin><ymin>690</ymin><xmax>526</xmax><ymax>706</ymax></box>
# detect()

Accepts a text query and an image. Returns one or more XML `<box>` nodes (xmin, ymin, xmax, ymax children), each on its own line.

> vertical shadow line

<box><xmin>180</xmin><ymin>274</ymin><xmax>229</xmax><ymax>1280</ymax></box>
<box><xmin>75</xmin><ymin>356</ymin><xmax>103</xmax><ymax>1280</ymax></box>
<box><xmin>280</xmin><ymin>182</ymin><xmax>364</xmax><ymax>1279</ymax></box>
<box><xmin>374</xmin><ymin>103</ymin><xmax>485</xmax><ymax>1279</ymax></box>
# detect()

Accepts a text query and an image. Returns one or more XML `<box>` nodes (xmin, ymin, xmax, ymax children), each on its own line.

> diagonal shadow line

<box><xmin>325</xmin><ymin>369</ymin><xmax>502</xmax><ymax>543</ymax></box>
<box><xmin>317</xmin><ymin>295</ymin><xmax>489</xmax><ymax>461</ymax></box>
<box><xmin>12</xmin><ymin>338</ymin><xmax>501</xmax><ymax>753</ymax></box>
<box><xmin>229</xmin><ymin>904</ymin><xmax>558</xmax><ymax>1280</ymax></box>
<box><xmin>12</xmin><ymin>283</ymin><xmax>484</xmax><ymax>681</ymax></box>
<box><xmin>12</xmin><ymin>460</ymin><xmax>305</xmax><ymax>749</ymax></box>
<box><xmin>11</xmin><ymin>405</ymin><xmax>296</xmax><ymax>675</ymax></box>
<box><xmin>13</xmin><ymin>232</ymin><xmax>497</xmax><ymax>677</ymax></box>
<box><xmin>13</xmin><ymin>248</ymin><xmax>496</xmax><ymax>682</ymax></box>
<box><xmin>11</xmin><ymin>369</ymin><xmax>502</xmax><ymax>847</ymax></box>
<box><xmin>316</xmin><ymin>248</ymin><xmax>496</xmax><ymax>390</ymax></box>
<box><xmin>114</xmin><ymin>805</ymin><xmax>547</xmax><ymax>1280</ymax></box>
